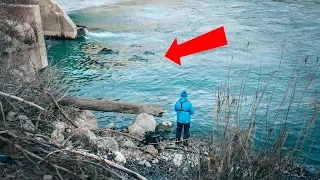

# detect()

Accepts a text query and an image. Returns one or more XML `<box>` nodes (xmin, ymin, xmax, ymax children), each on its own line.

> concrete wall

<box><xmin>38</xmin><ymin>0</ymin><xmax>78</xmax><ymax>39</ymax></box>
<box><xmin>0</xmin><ymin>3</ymin><xmax>48</xmax><ymax>69</ymax></box>
<box><xmin>0</xmin><ymin>0</ymin><xmax>78</xmax><ymax>39</ymax></box>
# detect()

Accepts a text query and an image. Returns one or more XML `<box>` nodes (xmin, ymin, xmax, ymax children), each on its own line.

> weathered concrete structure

<box><xmin>0</xmin><ymin>0</ymin><xmax>79</xmax><ymax>39</ymax></box>
<box><xmin>0</xmin><ymin>0</ymin><xmax>80</xmax><ymax>72</ymax></box>
<box><xmin>0</xmin><ymin>3</ymin><xmax>48</xmax><ymax>69</ymax></box>
<box><xmin>38</xmin><ymin>0</ymin><xmax>78</xmax><ymax>39</ymax></box>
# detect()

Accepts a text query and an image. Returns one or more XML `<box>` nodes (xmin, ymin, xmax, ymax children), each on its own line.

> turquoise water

<box><xmin>48</xmin><ymin>0</ymin><xmax>319</xmax><ymax>168</ymax></box>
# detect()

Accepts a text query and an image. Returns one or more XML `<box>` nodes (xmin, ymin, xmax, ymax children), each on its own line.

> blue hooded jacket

<box><xmin>174</xmin><ymin>91</ymin><xmax>195</xmax><ymax>123</ymax></box>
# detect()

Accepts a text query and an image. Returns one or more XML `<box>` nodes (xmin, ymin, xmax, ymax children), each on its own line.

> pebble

<box><xmin>152</xmin><ymin>158</ymin><xmax>159</xmax><ymax>164</ymax></box>
<box><xmin>137</xmin><ymin>160</ymin><xmax>146</xmax><ymax>166</ymax></box>
<box><xmin>43</xmin><ymin>175</ymin><xmax>53</xmax><ymax>180</ymax></box>
<box><xmin>145</xmin><ymin>161</ymin><xmax>152</xmax><ymax>168</ymax></box>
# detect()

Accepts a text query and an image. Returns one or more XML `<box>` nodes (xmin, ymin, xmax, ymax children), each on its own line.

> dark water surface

<box><xmin>48</xmin><ymin>0</ymin><xmax>319</xmax><ymax>168</ymax></box>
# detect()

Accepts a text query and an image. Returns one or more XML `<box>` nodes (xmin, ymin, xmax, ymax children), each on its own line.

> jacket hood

<box><xmin>181</xmin><ymin>90</ymin><xmax>187</xmax><ymax>97</ymax></box>
<box><xmin>179</xmin><ymin>97</ymin><xmax>188</xmax><ymax>102</ymax></box>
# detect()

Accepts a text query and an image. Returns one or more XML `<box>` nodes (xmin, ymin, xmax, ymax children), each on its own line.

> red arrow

<box><xmin>165</xmin><ymin>26</ymin><xmax>228</xmax><ymax>66</ymax></box>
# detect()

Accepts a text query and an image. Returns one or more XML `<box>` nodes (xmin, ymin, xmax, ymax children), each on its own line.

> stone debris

<box><xmin>114</xmin><ymin>151</ymin><xmax>126</xmax><ymax>164</ymax></box>
<box><xmin>42</xmin><ymin>174</ymin><xmax>53</xmax><ymax>180</ymax></box>
<box><xmin>73</xmin><ymin>128</ymin><xmax>96</xmax><ymax>143</ymax></box>
<box><xmin>173</xmin><ymin>154</ymin><xmax>183</xmax><ymax>167</ymax></box>
<box><xmin>123</xmin><ymin>140</ymin><xmax>135</xmax><ymax>147</ymax></box>
<box><xmin>95</xmin><ymin>137</ymin><xmax>119</xmax><ymax>152</ymax></box>
<box><xmin>152</xmin><ymin>158</ymin><xmax>159</xmax><ymax>164</ymax></box>
<box><xmin>146</xmin><ymin>145</ymin><xmax>158</xmax><ymax>155</ymax></box>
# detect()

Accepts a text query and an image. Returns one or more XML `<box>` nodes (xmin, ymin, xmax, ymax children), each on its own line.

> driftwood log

<box><xmin>58</xmin><ymin>96</ymin><xmax>166</xmax><ymax>117</ymax></box>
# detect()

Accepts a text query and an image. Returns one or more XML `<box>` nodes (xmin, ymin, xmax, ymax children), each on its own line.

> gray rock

<box><xmin>52</xmin><ymin>121</ymin><xmax>67</xmax><ymax>132</ymax></box>
<box><xmin>114</xmin><ymin>151</ymin><xmax>126</xmax><ymax>163</ymax></box>
<box><xmin>73</xmin><ymin>110</ymin><xmax>98</xmax><ymax>130</ymax></box>
<box><xmin>128</xmin><ymin>113</ymin><xmax>156</xmax><ymax>136</ymax></box>
<box><xmin>156</xmin><ymin>121</ymin><xmax>173</xmax><ymax>132</ymax></box>
<box><xmin>18</xmin><ymin>115</ymin><xmax>35</xmax><ymax>131</ymax></box>
<box><xmin>95</xmin><ymin>137</ymin><xmax>118</xmax><ymax>152</ymax></box>
<box><xmin>137</xmin><ymin>160</ymin><xmax>146</xmax><ymax>166</ymax></box>
<box><xmin>146</xmin><ymin>145</ymin><xmax>158</xmax><ymax>155</ymax></box>
<box><xmin>7</xmin><ymin>111</ymin><xmax>17</xmax><ymax>122</ymax></box>
<box><xmin>51</xmin><ymin>129</ymin><xmax>64</xmax><ymax>143</ymax></box>
<box><xmin>43</xmin><ymin>174</ymin><xmax>53</xmax><ymax>180</ymax></box>
<box><xmin>128</xmin><ymin>55</ymin><xmax>147</xmax><ymax>61</ymax></box>
<box><xmin>145</xmin><ymin>161</ymin><xmax>152</xmax><ymax>168</ymax></box>
<box><xmin>73</xmin><ymin>128</ymin><xmax>96</xmax><ymax>143</ymax></box>
<box><xmin>173</xmin><ymin>154</ymin><xmax>183</xmax><ymax>167</ymax></box>
<box><xmin>123</xmin><ymin>140</ymin><xmax>135</xmax><ymax>147</ymax></box>
<box><xmin>152</xmin><ymin>158</ymin><xmax>159</xmax><ymax>164</ymax></box>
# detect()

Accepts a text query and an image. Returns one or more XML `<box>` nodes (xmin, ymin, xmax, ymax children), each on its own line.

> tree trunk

<box><xmin>58</xmin><ymin>96</ymin><xmax>166</xmax><ymax>117</ymax></box>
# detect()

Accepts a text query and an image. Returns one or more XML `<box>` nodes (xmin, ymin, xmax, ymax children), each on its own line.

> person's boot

<box><xmin>175</xmin><ymin>137</ymin><xmax>181</xmax><ymax>146</ymax></box>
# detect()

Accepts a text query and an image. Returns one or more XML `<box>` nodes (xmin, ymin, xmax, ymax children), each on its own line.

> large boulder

<box><xmin>73</xmin><ymin>110</ymin><xmax>98</xmax><ymax>130</ymax></box>
<box><xmin>128</xmin><ymin>113</ymin><xmax>156</xmax><ymax>136</ymax></box>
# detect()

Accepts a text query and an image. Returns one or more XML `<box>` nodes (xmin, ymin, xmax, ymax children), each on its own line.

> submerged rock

<box><xmin>128</xmin><ymin>113</ymin><xmax>156</xmax><ymax>136</ymax></box>
<box><xmin>128</xmin><ymin>55</ymin><xmax>147</xmax><ymax>61</ymax></box>
<box><xmin>104</xmin><ymin>123</ymin><xmax>116</xmax><ymax>130</ymax></box>
<box><xmin>98</xmin><ymin>48</ymin><xmax>119</xmax><ymax>55</ymax></box>
<box><xmin>143</xmin><ymin>51</ymin><xmax>155</xmax><ymax>55</ymax></box>
<box><xmin>129</xmin><ymin>43</ymin><xmax>141</xmax><ymax>47</ymax></box>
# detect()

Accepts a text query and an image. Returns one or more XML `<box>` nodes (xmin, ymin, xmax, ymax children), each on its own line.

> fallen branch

<box><xmin>81</xmin><ymin>160</ymin><xmax>125</xmax><ymax>180</ymax></box>
<box><xmin>165</xmin><ymin>146</ymin><xmax>209</xmax><ymax>156</ymax></box>
<box><xmin>0</xmin><ymin>135</ymin><xmax>79</xmax><ymax>178</ymax></box>
<box><xmin>0</xmin><ymin>91</ymin><xmax>45</xmax><ymax>111</ymax></box>
<box><xmin>66</xmin><ymin>149</ymin><xmax>148</xmax><ymax>180</ymax></box>
<box><xmin>48</xmin><ymin>92</ymin><xmax>78</xmax><ymax>128</ymax></box>
<box><xmin>59</xmin><ymin>96</ymin><xmax>166</xmax><ymax>117</ymax></box>
<box><xmin>93</xmin><ymin>128</ymin><xmax>143</xmax><ymax>141</ymax></box>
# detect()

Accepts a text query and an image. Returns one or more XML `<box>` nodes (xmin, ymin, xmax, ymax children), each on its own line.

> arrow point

<box><xmin>165</xmin><ymin>38</ymin><xmax>181</xmax><ymax>66</ymax></box>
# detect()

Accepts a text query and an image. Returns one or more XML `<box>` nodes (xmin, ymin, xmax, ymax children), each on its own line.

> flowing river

<box><xmin>48</xmin><ymin>0</ymin><xmax>319</xmax><ymax>169</ymax></box>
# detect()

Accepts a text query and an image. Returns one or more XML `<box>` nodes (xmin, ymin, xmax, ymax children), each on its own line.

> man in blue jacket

<box><xmin>174</xmin><ymin>90</ymin><xmax>195</xmax><ymax>146</ymax></box>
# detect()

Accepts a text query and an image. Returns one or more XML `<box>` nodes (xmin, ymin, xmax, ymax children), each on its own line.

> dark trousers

<box><xmin>176</xmin><ymin>122</ymin><xmax>190</xmax><ymax>140</ymax></box>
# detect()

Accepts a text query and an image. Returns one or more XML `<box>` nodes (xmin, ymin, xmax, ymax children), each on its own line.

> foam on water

<box><xmin>85</xmin><ymin>29</ymin><xmax>138</xmax><ymax>38</ymax></box>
